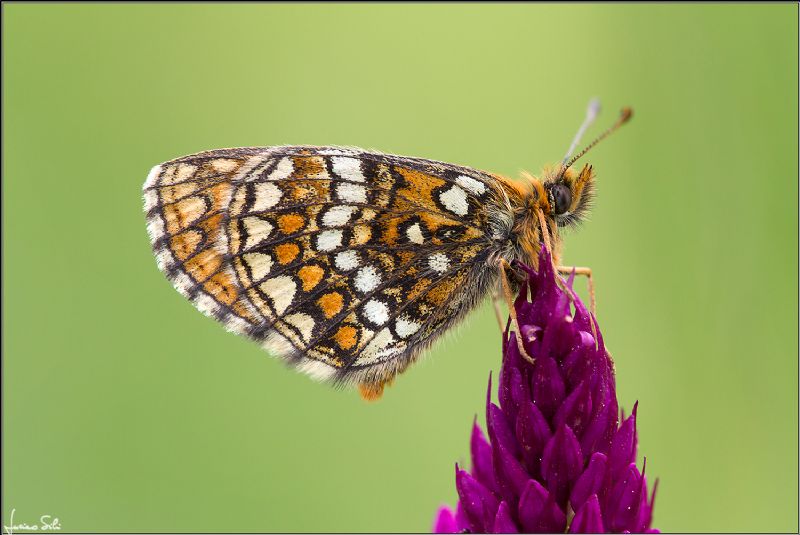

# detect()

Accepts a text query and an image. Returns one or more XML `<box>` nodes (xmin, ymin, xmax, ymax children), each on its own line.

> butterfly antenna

<box><xmin>562</xmin><ymin>105</ymin><xmax>633</xmax><ymax>174</ymax></box>
<box><xmin>563</xmin><ymin>98</ymin><xmax>602</xmax><ymax>163</ymax></box>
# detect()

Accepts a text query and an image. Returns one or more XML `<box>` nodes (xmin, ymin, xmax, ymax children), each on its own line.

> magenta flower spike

<box><xmin>434</xmin><ymin>246</ymin><xmax>657</xmax><ymax>533</ymax></box>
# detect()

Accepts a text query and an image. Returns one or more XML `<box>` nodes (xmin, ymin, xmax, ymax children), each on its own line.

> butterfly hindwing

<box><xmin>144</xmin><ymin>146</ymin><xmax>502</xmax><ymax>389</ymax></box>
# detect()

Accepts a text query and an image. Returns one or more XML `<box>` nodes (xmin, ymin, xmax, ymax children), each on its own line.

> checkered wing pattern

<box><xmin>143</xmin><ymin>146</ymin><xmax>502</xmax><ymax>393</ymax></box>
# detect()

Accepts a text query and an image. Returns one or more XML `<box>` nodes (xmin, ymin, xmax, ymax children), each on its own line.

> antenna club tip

<box><xmin>620</xmin><ymin>107</ymin><xmax>633</xmax><ymax>123</ymax></box>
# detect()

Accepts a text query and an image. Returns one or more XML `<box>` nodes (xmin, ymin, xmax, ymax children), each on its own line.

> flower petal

<box><xmin>518</xmin><ymin>479</ymin><xmax>567</xmax><ymax>533</ymax></box>
<box><xmin>530</xmin><ymin>356</ymin><xmax>565</xmax><ymax>420</ymax></box>
<box><xmin>492</xmin><ymin>501</ymin><xmax>518</xmax><ymax>533</ymax></box>
<box><xmin>492</xmin><ymin>442</ymin><xmax>529</xmax><ymax>503</ymax></box>
<box><xmin>432</xmin><ymin>506</ymin><xmax>458</xmax><ymax>534</ymax></box>
<box><xmin>470</xmin><ymin>420</ymin><xmax>496</xmax><ymax>493</ymax></box>
<box><xmin>554</xmin><ymin>379</ymin><xmax>593</xmax><ymax>440</ymax></box>
<box><xmin>456</xmin><ymin>465</ymin><xmax>499</xmax><ymax>533</ymax></box>
<box><xmin>609</xmin><ymin>402</ymin><xmax>638</xmax><ymax>474</ymax></box>
<box><xmin>607</xmin><ymin>463</ymin><xmax>644</xmax><ymax>533</ymax></box>
<box><xmin>515</xmin><ymin>400</ymin><xmax>552</xmax><ymax>478</ymax></box>
<box><xmin>569</xmin><ymin>494</ymin><xmax>605</xmax><ymax>533</ymax></box>
<box><xmin>488</xmin><ymin>402</ymin><xmax>519</xmax><ymax>458</ymax></box>
<box><xmin>454</xmin><ymin>502</ymin><xmax>469</xmax><ymax>533</ymax></box>
<box><xmin>539</xmin><ymin>297</ymin><xmax>575</xmax><ymax>359</ymax></box>
<box><xmin>569</xmin><ymin>452</ymin><xmax>608</xmax><ymax>512</ymax></box>
<box><xmin>580</xmin><ymin>378</ymin><xmax>619</xmax><ymax>457</ymax></box>
<box><xmin>634</xmin><ymin>462</ymin><xmax>657</xmax><ymax>533</ymax></box>
<box><xmin>561</xmin><ymin>332</ymin><xmax>599</xmax><ymax>385</ymax></box>
<box><xmin>500</xmin><ymin>364</ymin><xmax>530</xmax><ymax>423</ymax></box>
<box><xmin>541</xmin><ymin>425</ymin><xmax>584</xmax><ymax>507</ymax></box>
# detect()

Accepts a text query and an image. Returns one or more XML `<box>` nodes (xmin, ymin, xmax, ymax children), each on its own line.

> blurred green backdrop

<box><xmin>3</xmin><ymin>4</ymin><xmax>797</xmax><ymax>533</ymax></box>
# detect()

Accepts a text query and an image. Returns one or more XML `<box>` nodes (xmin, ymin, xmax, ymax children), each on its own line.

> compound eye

<box><xmin>551</xmin><ymin>184</ymin><xmax>572</xmax><ymax>215</ymax></box>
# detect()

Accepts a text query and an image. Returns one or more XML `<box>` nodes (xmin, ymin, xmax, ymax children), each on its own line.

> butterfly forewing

<box><xmin>144</xmin><ymin>146</ymin><xmax>503</xmax><ymax>389</ymax></box>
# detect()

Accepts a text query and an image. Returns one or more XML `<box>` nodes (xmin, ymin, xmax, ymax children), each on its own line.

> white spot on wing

<box><xmin>357</xmin><ymin>328</ymin><xmax>401</xmax><ymax>364</ymax></box>
<box><xmin>268</xmin><ymin>157</ymin><xmax>294</xmax><ymax>180</ymax></box>
<box><xmin>364</xmin><ymin>299</ymin><xmax>389</xmax><ymax>325</ymax></box>
<box><xmin>284</xmin><ymin>313</ymin><xmax>315</xmax><ymax>342</ymax></box>
<box><xmin>322</xmin><ymin>206</ymin><xmax>356</xmax><ymax>227</ymax></box>
<box><xmin>395</xmin><ymin>316</ymin><xmax>420</xmax><ymax>339</ymax></box>
<box><xmin>331</xmin><ymin>156</ymin><xmax>365</xmax><ymax>181</ymax></box>
<box><xmin>242</xmin><ymin>217</ymin><xmax>274</xmax><ymax>249</ymax></box>
<box><xmin>173</xmin><ymin>163</ymin><xmax>197</xmax><ymax>183</ymax></box>
<box><xmin>211</xmin><ymin>159</ymin><xmax>238</xmax><ymax>172</ymax></box>
<box><xmin>439</xmin><ymin>185</ymin><xmax>468</xmax><ymax>216</ymax></box>
<box><xmin>243</xmin><ymin>252</ymin><xmax>273</xmax><ymax>281</ymax></box>
<box><xmin>406</xmin><ymin>223</ymin><xmax>424</xmax><ymax>244</ymax></box>
<box><xmin>336</xmin><ymin>182</ymin><xmax>367</xmax><ymax>203</ymax></box>
<box><xmin>144</xmin><ymin>164</ymin><xmax>162</xmax><ymax>189</ymax></box>
<box><xmin>317</xmin><ymin>230</ymin><xmax>343</xmax><ymax>252</ymax></box>
<box><xmin>354</xmin><ymin>266</ymin><xmax>381</xmax><ymax>293</ymax></box>
<box><xmin>428</xmin><ymin>252</ymin><xmax>450</xmax><ymax>274</ymax></box>
<box><xmin>335</xmin><ymin>250</ymin><xmax>360</xmax><ymax>271</ymax></box>
<box><xmin>456</xmin><ymin>175</ymin><xmax>486</xmax><ymax>195</ymax></box>
<box><xmin>251</xmin><ymin>182</ymin><xmax>282</xmax><ymax>212</ymax></box>
<box><xmin>260</xmin><ymin>276</ymin><xmax>296</xmax><ymax>315</ymax></box>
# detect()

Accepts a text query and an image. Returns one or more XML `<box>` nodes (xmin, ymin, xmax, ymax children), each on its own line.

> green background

<box><xmin>3</xmin><ymin>4</ymin><xmax>797</xmax><ymax>533</ymax></box>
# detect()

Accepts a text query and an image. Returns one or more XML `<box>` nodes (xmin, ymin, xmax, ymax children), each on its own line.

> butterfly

<box><xmin>142</xmin><ymin>101</ymin><xmax>631</xmax><ymax>400</ymax></box>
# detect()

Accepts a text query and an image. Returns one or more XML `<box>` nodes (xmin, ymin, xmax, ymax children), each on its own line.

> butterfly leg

<box><xmin>491</xmin><ymin>288</ymin><xmax>507</xmax><ymax>333</ymax></box>
<box><xmin>531</xmin><ymin>209</ymin><xmax>599</xmax><ymax>346</ymax></box>
<box><xmin>498</xmin><ymin>259</ymin><xmax>535</xmax><ymax>365</ymax></box>
<box><xmin>556</xmin><ymin>265</ymin><xmax>599</xmax><ymax>347</ymax></box>
<box><xmin>556</xmin><ymin>266</ymin><xmax>596</xmax><ymax>317</ymax></box>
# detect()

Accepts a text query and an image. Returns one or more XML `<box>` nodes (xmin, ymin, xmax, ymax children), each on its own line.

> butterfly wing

<box><xmin>143</xmin><ymin>146</ymin><xmax>505</xmax><ymax>396</ymax></box>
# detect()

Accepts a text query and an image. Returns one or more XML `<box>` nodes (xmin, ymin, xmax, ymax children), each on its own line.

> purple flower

<box><xmin>434</xmin><ymin>246</ymin><xmax>657</xmax><ymax>533</ymax></box>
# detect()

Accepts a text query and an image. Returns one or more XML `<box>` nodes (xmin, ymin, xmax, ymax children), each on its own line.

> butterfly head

<box><xmin>539</xmin><ymin>104</ymin><xmax>632</xmax><ymax>237</ymax></box>
<box><xmin>540</xmin><ymin>163</ymin><xmax>595</xmax><ymax>229</ymax></box>
<box><xmin>505</xmin><ymin>166</ymin><xmax>594</xmax><ymax>266</ymax></box>
<box><xmin>499</xmin><ymin>104</ymin><xmax>632</xmax><ymax>266</ymax></box>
